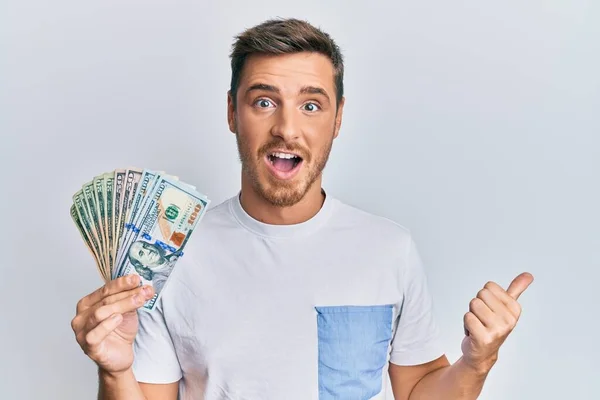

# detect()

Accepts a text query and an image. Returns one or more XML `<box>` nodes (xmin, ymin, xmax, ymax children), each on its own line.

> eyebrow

<box><xmin>300</xmin><ymin>86</ymin><xmax>330</xmax><ymax>102</ymax></box>
<box><xmin>246</xmin><ymin>83</ymin><xmax>279</xmax><ymax>95</ymax></box>
<box><xmin>245</xmin><ymin>83</ymin><xmax>331</xmax><ymax>103</ymax></box>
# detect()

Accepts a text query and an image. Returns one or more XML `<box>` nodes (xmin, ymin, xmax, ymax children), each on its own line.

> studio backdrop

<box><xmin>2</xmin><ymin>1</ymin><xmax>598</xmax><ymax>399</ymax></box>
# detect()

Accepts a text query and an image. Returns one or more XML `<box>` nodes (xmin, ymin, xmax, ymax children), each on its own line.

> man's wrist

<box><xmin>456</xmin><ymin>354</ymin><xmax>497</xmax><ymax>378</ymax></box>
<box><xmin>99</xmin><ymin>367</ymin><xmax>134</xmax><ymax>382</ymax></box>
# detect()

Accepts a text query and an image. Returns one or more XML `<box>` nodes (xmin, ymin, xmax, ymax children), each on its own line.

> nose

<box><xmin>270</xmin><ymin>104</ymin><xmax>299</xmax><ymax>142</ymax></box>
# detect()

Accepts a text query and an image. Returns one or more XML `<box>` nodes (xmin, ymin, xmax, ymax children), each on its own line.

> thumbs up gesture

<box><xmin>461</xmin><ymin>272</ymin><xmax>534</xmax><ymax>374</ymax></box>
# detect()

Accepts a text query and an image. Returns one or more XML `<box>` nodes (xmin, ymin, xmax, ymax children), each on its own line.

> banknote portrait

<box><xmin>127</xmin><ymin>240</ymin><xmax>178</xmax><ymax>293</ymax></box>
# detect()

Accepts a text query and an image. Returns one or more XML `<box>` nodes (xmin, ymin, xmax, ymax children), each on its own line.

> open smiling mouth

<box><xmin>265</xmin><ymin>152</ymin><xmax>304</xmax><ymax>180</ymax></box>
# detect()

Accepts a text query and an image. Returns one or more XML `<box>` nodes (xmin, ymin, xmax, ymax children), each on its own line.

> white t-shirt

<box><xmin>132</xmin><ymin>190</ymin><xmax>444</xmax><ymax>400</ymax></box>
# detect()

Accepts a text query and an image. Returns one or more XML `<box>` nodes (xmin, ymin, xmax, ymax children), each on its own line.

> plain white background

<box><xmin>2</xmin><ymin>1</ymin><xmax>599</xmax><ymax>399</ymax></box>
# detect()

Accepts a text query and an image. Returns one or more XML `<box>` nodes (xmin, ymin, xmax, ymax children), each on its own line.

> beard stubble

<box><xmin>234</xmin><ymin>128</ymin><xmax>334</xmax><ymax>208</ymax></box>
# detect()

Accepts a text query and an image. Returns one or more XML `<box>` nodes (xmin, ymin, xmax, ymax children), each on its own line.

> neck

<box><xmin>239</xmin><ymin>176</ymin><xmax>325</xmax><ymax>225</ymax></box>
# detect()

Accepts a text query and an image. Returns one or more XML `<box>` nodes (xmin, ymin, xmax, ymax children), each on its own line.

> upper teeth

<box><xmin>271</xmin><ymin>152</ymin><xmax>298</xmax><ymax>159</ymax></box>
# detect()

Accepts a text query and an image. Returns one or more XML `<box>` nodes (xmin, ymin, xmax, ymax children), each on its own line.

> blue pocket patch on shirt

<box><xmin>315</xmin><ymin>305</ymin><xmax>394</xmax><ymax>400</ymax></box>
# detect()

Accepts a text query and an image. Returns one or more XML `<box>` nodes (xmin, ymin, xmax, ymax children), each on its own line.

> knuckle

<box><xmin>101</xmin><ymin>285</ymin><xmax>110</xmax><ymax>298</ymax></box>
<box><xmin>121</xmin><ymin>275</ymin><xmax>134</xmax><ymax>286</ymax></box>
<box><xmin>477</xmin><ymin>288</ymin><xmax>487</xmax><ymax>299</ymax></box>
<box><xmin>484</xmin><ymin>281</ymin><xmax>495</xmax><ymax>290</ymax></box>
<box><xmin>76</xmin><ymin>298</ymin><xmax>85</xmax><ymax>312</ymax></box>
<box><xmin>70</xmin><ymin>316</ymin><xmax>79</xmax><ymax>333</ymax></box>
<box><xmin>506</xmin><ymin>314</ymin><xmax>517</xmax><ymax>328</ymax></box>
<box><xmin>100</xmin><ymin>297</ymin><xmax>111</xmax><ymax>307</ymax></box>
<box><xmin>84</xmin><ymin>331</ymin><xmax>94</xmax><ymax>346</ymax></box>
<box><xmin>130</xmin><ymin>294</ymin><xmax>141</xmax><ymax>307</ymax></box>
<box><xmin>515</xmin><ymin>302</ymin><xmax>522</xmax><ymax>315</ymax></box>
<box><xmin>469</xmin><ymin>298</ymin><xmax>479</xmax><ymax>309</ymax></box>
<box><xmin>92</xmin><ymin>308</ymin><xmax>105</xmax><ymax>324</ymax></box>
<box><xmin>76</xmin><ymin>331</ymin><xmax>85</xmax><ymax>347</ymax></box>
<box><xmin>84</xmin><ymin>331</ymin><xmax>99</xmax><ymax>350</ymax></box>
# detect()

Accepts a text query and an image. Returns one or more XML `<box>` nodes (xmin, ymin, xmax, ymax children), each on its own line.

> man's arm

<box><xmin>390</xmin><ymin>272</ymin><xmax>534</xmax><ymax>399</ymax></box>
<box><xmin>389</xmin><ymin>355</ymin><xmax>451</xmax><ymax>400</ymax></box>
<box><xmin>390</xmin><ymin>356</ymin><xmax>488</xmax><ymax>400</ymax></box>
<box><xmin>98</xmin><ymin>368</ymin><xmax>179</xmax><ymax>400</ymax></box>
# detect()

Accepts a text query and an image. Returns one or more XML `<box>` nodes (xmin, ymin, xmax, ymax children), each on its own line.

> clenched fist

<box><xmin>71</xmin><ymin>274</ymin><xmax>155</xmax><ymax>375</ymax></box>
<box><xmin>462</xmin><ymin>272</ymin><xmax>534</xmax><ymax>373</ymax></box>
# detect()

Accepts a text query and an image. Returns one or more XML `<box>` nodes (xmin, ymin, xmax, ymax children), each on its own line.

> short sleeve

<box><xmin>132</xmin><ymin>300</ymin><xmax>182</xmax><ymax>384</ymax></box>
<box><xmin>389</xmin><ymin>237</ymin><xmax>445</xmax><ymax>366</ymax></box>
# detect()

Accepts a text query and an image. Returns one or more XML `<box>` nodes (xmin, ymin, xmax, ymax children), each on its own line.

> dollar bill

<box><xmin>113</xmin><ymin>168</ymin><xmax>142</xmax><ymax>277</ymax></box>
<box><xmin>73</xmin><ymin>190</ymin><xmax>106</xmax><ymax>280</ymax></box>
<box><xmin>115</xmin><ymin>176</ymin><xmax>209</xmax><ymax>311</ymax></box>
<box><xmin>116</xmin><ymin>170</ymin><xmax>177</xmax><ymax>275</ymax></box>
<box><xmin>93</xmin><ymin>175</ymin><xmax>109</xmax><ymax>272</ymax></box>
<box><xmin>70</xmin><ymin>204</ymin><xmax>104</xmax><ymax>279</ymax></box>
<box><xmin>112</xmin><ymin>169</ymin><xmax>126</xmax><ymax>274</ymax></box>
<box><xmin>70</xmin><ymin>167</ymin><xmax>209</xmax><ymax>306</ymax></box>
<box><xmin>104</xmin><ymin>172</ymin><xmax>115</xmax><ymax>274</ymax></box>
<box><xmin>114</xmin><ymin>170</ymin><xmax>160</xmax><ymax>278</ymax></box>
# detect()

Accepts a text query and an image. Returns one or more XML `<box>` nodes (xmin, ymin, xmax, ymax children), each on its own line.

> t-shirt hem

<box><xmin>131</xmin><ymin>367</ymin><xmax>182</xmax><ymax>385</ymax></box>
<box><xmin>389</xmin><ymin>344</ymin><xmax>446</xmax><ymax>366</ymax></box>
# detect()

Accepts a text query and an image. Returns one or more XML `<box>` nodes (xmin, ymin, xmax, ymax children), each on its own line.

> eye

<box><xmin>254</xmin><ymin>98</ymin><xmax>275</xmax><ymax>108</ymax></box>
<box><xmin>139</xmin><ymin>250</ymin><xmax>144</xmax><ymax>257</ymax></box>
<box><xmin>302</xmin><ymin>102</ymin><xmax>320</xmax><ymax>112</ymax></box>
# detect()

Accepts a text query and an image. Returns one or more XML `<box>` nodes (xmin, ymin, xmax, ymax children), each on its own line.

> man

<box><xmin>71</xmin><ymin>18</ymin><xmax>533</xmax><ymax>399</ymax></box>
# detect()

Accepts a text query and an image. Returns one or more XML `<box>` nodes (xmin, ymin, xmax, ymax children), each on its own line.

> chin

<box><xmin>257</xmin><ymin>178</ymin><xmax>312</xmax><ymax>208</ymax></box>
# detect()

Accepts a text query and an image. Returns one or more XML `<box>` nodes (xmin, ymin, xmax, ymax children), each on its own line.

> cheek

<box><xmin>304</xmin><ymin>119</ymin><xmax>335</xmax><ymax>147</ymax></box>
<box><xmin>237</xmin><ymin>110</ymin><xmax>269</xmax><ymax>143</ymax></box>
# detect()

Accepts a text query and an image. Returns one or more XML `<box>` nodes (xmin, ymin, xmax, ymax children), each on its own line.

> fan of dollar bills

<box><xmin>70</xmin><ymin>168</ymin><xmax>210</xmax><ymax>311</ymax></box>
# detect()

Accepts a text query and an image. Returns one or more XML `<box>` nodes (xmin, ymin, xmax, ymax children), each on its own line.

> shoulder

<box><xmin>204</xmin><ymin>196</ymin><xmax>234</xmax><ymax>218</ymax></box>
<box><xmin>329</xmin><ymin>195</ymin><xmax>414</xmax><ymax>249</ymax></box>
<box><xmin>196</xmin><ymin>195</ymin><xmax>238</xmax><ymax>228</ymax></box>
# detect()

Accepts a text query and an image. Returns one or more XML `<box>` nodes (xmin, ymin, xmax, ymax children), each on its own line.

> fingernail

<box><xmin>143</xmin><ymin>287</ymin><xmax>152</xmax><ymax>297</ymax></box>
<box><xmin>128</xmin><ymin>275</ymin><xmax>135</xmax><ymax>284</ymax></box>
<box><xmin>133</xmin><ymin>295</ymin><xmax>142</xmax><ymax>304</ymax></box>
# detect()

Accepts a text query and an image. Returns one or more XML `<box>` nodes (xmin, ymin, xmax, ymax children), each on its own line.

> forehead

<box><xmin>238</xmin><ymin>52</ymin><xmax>336</xmax><ymax>94</ymax></box>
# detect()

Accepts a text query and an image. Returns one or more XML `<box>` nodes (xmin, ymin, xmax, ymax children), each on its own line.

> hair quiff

<box><xmin>229</xmin><ymin>18</ymin><xmax>344</xmax><ymax>109</ymax></box>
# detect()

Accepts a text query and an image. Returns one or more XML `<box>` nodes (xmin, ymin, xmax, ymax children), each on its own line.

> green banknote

<box><xmin>70</xmin><ymin>204</ymin><xmax>103</xmax><ymax>278</ymax></box>
<box><xmin>70</xmin><ymin>167</ymin><xmax>209</xmax><ymax>306</ymax></box>
<box><xmin>113</xmin><ymin>168</ymin><xmax>142</xmax><ymax>277</ymax></box>
<box><xmin>114</xmin><ymin>175</ymin><xmax>209</xmax><ymax>311</ymax></box>
<box><xmin>93</xmin><ymin>175</ymin><xmax>109</xmax><ymax>272</ymax></box>
<box><xmin>104</xmin><ymin>172</ymin><xmax>115</xmax><ymax>273</ymax></box>
<box><xmin>112</xmin><ymin>170</ymin><xmax>126</xmax><ymax>269</ymax></box>
<box><xmin>72</xmin><ymin>190</ymin><xmax>106</xmax><ymax>280</ymax></box>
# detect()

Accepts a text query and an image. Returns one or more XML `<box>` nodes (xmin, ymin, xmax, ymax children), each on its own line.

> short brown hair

<box><xmin>229</xmin><ymin>18</ymin><xmax>344</xmax><ymax>109</ymax></box>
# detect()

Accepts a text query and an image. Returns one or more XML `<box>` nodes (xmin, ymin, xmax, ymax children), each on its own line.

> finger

<box><xmin>483</xmin><ymin>281</ymin><xmax>512</xmax><ymax>305</ymax></box>
<box><xmin>464</xmin><ymin>311</ymin><xmax>485</xmax><ymax>338</ymax></box>
<box><xmin>72</xmin><ymin>285</ymin><xmax>154</xmax><ymax>334</ymax></box>
<box><xmin>484</xmin><ymin>281</ymin><xmax>521</xmax><ymax>318</ymax></box>
<box><xmin>82</xmin><ymin>313</ymin><xmax>123</xmax><ymax>353</ymax></box>
<box><xmin>85</xmin><ymin>289</ymin><xmax>153</xmax><ymax>330</ymax></box>
<box><xmin>91</xmin><ymin>284</ymin><xmax>154</xmax><ymax>310</ymax></box>
<box><xmin>469</xmin><ymin>297</ymin><xmax>495</xmax><ymax>328</ymax></box>
<box><xmin>76</xmin><ymin>274</ymin><xmax>142</xmax><ymax>314</ymax></box>
<box><xmin>506</xmin><ymin>272</ymin><xmax>534</xmax><ymax>300</ymax></box>
<box><xmin>476</xmin><ymin>288</ymin><xmax>505</xmax><ymax>314</ymax></box>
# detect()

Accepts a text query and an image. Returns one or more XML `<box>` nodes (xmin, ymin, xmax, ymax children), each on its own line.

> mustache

<box><xmin>258</xmin><ymin>140</ymin><xmax>310</xmax><ymax>161</ymax></box>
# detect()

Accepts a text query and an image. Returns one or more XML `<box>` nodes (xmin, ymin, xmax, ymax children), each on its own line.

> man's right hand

<box><xmin>71</xmin><ymin>274</ymin><xmax>155</xmax><ymax>375</ymax></box>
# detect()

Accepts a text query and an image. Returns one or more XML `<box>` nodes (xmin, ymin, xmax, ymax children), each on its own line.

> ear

<box><xmin>227</xmin><ymin>90</ymin><xmax>236</xmax><ymax>133</ymax></box>
<box><xmin>333</xmin><ymin>96</ymin><xmax>345</xmax><ymax>139</ymax></box>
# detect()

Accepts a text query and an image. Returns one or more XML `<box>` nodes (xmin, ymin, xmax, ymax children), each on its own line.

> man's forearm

<box><xmin>98</xmin><ymin>368</ymin><xmax>146</xmax><ymax>400</ymax></box>
<box><xmin>409</xmin><ymin>356</ymin><xmax>493</xmax><ymax>400</ymax></box>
